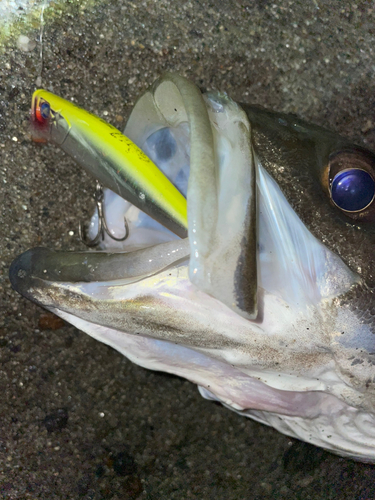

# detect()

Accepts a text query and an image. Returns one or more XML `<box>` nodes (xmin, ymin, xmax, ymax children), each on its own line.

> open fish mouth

<box><xmin>9</xmin><ymin>73</ymin><xmax>375</xmax><ymax>462</ymax></box>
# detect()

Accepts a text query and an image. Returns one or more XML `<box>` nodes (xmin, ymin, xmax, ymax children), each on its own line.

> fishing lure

<box><xmin>31</xmin><ymin>90</ymin><xmax>188</xmax><ymax>239</ymax></box>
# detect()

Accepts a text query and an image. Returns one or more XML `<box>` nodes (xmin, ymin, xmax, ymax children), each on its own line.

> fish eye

<box><xmin>35</xmin><ymin>100</ymin><xmax>51</xmax><ymax>122</ymax></box>
<box><xmin>331</xmin><ymin>169</ymin><xmax>375</xmax><ymax>212</ymax></box>
<box><xmin>327</xmin><ymin>148</ymin><xmax>375</xmax><ymax>221</ymax></box>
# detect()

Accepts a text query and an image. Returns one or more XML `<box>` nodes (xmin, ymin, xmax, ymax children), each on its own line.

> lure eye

<box><xmin>331</xmin><ymin>169</ymin><xmax>375</xmax><ymax>212</ymax></box>
<box><xmin>35</xmin><ymin>100</ymin><xmax>51</xmax><ymax>123</ymax></box>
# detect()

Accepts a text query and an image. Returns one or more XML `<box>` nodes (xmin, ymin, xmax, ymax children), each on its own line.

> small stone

<box><xmin>362</xmin><ymin>120</ymin><xmax>374</xmax><ymax>133</ymax></box>
<box><xmin>17</xmin><ymin>35</ymin><xmax>36</xmax><ymax>52</ymax></box>
<box><xmin>260</xmin><ymin>482</ymin><xmax>273</xmax><ymax>494</ymax></box>
<box><xmin>43</xmin><ymin>408</ymin><xmax>69</xmax><ymax>433</ymax></box>
<box><xmin>112</xmin><ymin>450</ymin><xmax>137</xmax><ymax>476</ymax></box>
<box><xmin>38</xmin><ymin>312</ymin><xmax>65</xmax><ymax>330</ymax></box>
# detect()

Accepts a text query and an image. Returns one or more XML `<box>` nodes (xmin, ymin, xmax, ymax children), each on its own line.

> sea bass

<box><xmin>9</xmin><ymin>73</ymin><xmax>375</xmax><ymax>462</ymax></box>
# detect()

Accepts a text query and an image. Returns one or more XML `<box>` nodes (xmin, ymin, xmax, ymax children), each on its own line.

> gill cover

<box><xmin>126</xmin><ymin>73</ymin><xmax>258</xmax><ymax>319</ymax></box>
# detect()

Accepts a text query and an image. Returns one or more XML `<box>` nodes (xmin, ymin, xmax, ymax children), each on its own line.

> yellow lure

<box><xmin>31</xmin><ymin>89</ymin><xmax>188</xmax><ymax>238</ymax></box>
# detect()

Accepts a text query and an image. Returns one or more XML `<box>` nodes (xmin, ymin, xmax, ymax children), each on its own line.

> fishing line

<box><xmin>36</xmin><ymin>0</ymin><xmax>47</xmax><ymax>87</ymax></box>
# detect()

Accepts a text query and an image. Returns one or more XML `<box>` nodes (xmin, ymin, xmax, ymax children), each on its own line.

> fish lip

<box><xmin>9</xmin><ymin>240</ymin><xmax>191</xmax><ymax>308</ymax></box>
<box><xmin>9</xmin><ymin>247</ymin><xmax>44</xmax><ymax>303</ymax></box>
<box><xmin>9</xmin><ymin>247</ymin><xmax>64</xmax><ymax>308</ymax></box>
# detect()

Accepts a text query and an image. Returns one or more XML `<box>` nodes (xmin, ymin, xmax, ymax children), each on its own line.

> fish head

<box><xmin>10</xmin><ymin>74</ymin><xmax>375</xmax><ymax>461</ymax></box>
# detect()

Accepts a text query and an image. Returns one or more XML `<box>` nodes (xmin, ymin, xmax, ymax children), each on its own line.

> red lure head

<box><xmin>30</xmin><ymin>96</ymin><xmax>51</xmax><ymax>143</ymax></box>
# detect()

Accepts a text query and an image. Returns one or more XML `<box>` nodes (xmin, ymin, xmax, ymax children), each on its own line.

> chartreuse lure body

<box><xmin>31</xmin><ymin>89</ymin><xmax>188</xmax><ymax>238</ymax></box>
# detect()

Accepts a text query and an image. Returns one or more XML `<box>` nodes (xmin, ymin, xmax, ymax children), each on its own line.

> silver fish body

<box><xmin>10</xmin><ymin>74</ymin><xmax>375</xmax><ymax>461</ymax></box>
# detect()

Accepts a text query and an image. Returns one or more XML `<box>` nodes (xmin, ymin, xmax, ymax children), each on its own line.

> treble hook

<box><xmin>79</xmin><ymin>180</ymin><xmax>129</xmax><ymax>247</ymax></box>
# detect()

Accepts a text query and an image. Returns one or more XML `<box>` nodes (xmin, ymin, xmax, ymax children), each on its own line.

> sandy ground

<box><xmin>1</xmin><ymin>0</ymin><xmax>375</xmax><ymax>498</ymax></box>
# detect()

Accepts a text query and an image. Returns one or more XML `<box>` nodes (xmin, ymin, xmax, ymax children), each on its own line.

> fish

<box><xmin>9</xmin><ymin>73</ymin><xmax>375</xmax><ymax>462</ymax></box>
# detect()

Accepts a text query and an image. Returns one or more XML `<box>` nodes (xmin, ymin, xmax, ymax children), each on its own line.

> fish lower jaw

<box><xmin>47</xmin><ymin>306</ymin><xmax>375</xmax><ymax>462</ymax></box>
